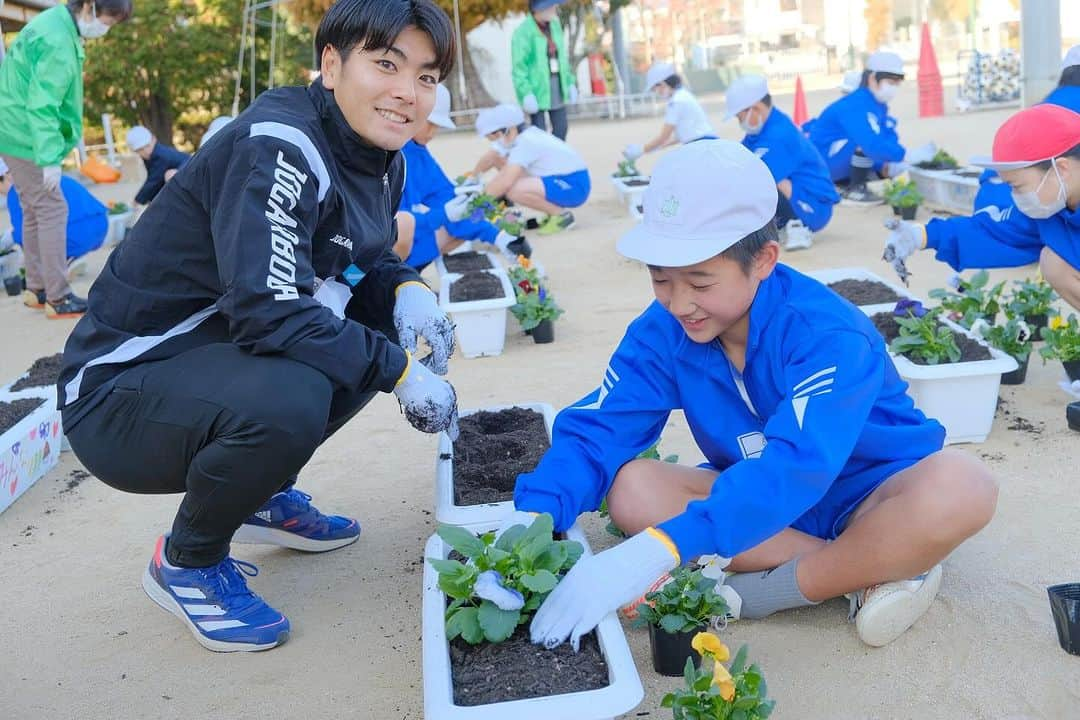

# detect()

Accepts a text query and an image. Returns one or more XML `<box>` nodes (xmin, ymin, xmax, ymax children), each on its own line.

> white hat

<box><xmin>617</xmin><ymin>139</ymin><xmax>778</xmax><ymax>268</ymax></box>
<box><xmin>201</xmin><ymin>116</ymin><xmax>234</xmax><ymax>148</ymax></box>
<box><xmin>475</xmin><ymin>104</ymin><xmax>525</xmax><ymax>136</ymax></box>
<box><xmin>0</xmin><ymin>157</ymin><xmax>8</xmax><ymax>175</ymax></box>
<box><xmin>839</xmin><ymin>69</ymin><xmax>862</xmax><ymax>94</ymax></box>
<box><xmin>1063</xmin><ymin>45</ymin><xmax>1080</xmax><ymax>71</ymax></box>
<box><xmin>429</xmin><ymin>84</ymin><xmax>456</xmax><ymax>129</ymax></box>
<box><xmin>645</xmin><ymin>62</ymin><xmax>676</xmax><ymax>91</ymax></box>
<box><xmin>866</xmin><ymin>51</ymin><xmax>904</xmax><ymax>76</ymax></box>
<box><xmin>126</xmin><ymin>125</ymin><xmax>153</xmax><ymax>152</ymax></box>
<box><xmin>724</xmin><ymin>75</ymin><xmax>769</xmax><ymax>120</ymax></box>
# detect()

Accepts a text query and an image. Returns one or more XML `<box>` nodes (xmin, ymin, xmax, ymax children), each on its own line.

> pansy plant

<box><xmin>662</xmin><ymin>632</ymin><xmax>775</xmax><ymax>720</ymax></box>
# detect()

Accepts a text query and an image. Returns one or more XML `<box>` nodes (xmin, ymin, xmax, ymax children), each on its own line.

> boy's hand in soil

<box><xmin>393</xmin><ymin>351</ymin><xmax>459</xmax><ymax>438</ymax></box>
<box><xmin>530</xmin><ymin>529</ymin><xmax>679</xmax><ymax>651</ymax></box>
<box><xmin>883</xmin><ymin>219</ymin><xmax>924</xmax><ymax>286</ymax></box>
<box><xmin>394</xmin><ymin>282</ymin><xmax>456</xmax><ymax>376</ymax></box>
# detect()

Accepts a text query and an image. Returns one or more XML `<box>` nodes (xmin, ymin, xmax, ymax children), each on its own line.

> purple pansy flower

<box><xmin>538</xmin><ymin>286</ymin><xmax>547</xmax><ymax>303</ymax></box>
<box><xmin>473</xmin><ymin>570</ymin><xmax>525</xmax><ymax>611</ymax></box>
<box><xmin>894</xmin><ymin>298</ymin><xmax>927</xmax><ymax>318</ymax></box>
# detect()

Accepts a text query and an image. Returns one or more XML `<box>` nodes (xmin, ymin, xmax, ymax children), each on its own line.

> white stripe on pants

<box><xmin>0</xmin><ymin>153</ymin><xmax>71</xmax><ymax>302</ymax></box>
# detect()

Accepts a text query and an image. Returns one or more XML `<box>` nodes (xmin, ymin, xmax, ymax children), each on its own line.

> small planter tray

<box><xmin>908</xmin><ymin>166</ymin><xmax>980</xmax><ymax>215</ymax></box>
<box><xmin>438</xmin><ymin>270</ymin><xmax>516</xmax><ymax>359</ymax></box>
<box><xmin>435</xmin><ymin>402</ymin><xmax>556</xmax><ymax>529</ymax></box>
<box><xmin>422</xmin><ymin>522</ymin><xmax>644</xmax><ymax>720</ymax></box>
<box><xmin>435</xmin><ymin>250</ymin><xmax>500</xmax><ymax>277</ymax></box>
<box><xmin>610</xmin><ymin>175</ymin><xmax>650</xmax><ymax>208</ymax></box>
<box><xmin>806</xmin><ymin>266</ymin><xmax>916</xmax><ymax>315</ymax></box>
<box><xmin>0</xmin><ymin>393</ymin><xmax>62</xmax><ymax>516</ymax></box>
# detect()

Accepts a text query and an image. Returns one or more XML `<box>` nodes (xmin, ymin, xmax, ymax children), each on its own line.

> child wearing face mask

<box><xmin>622</xmin><ymin>62</ymin><xmax>716</xmax><ymax>163</ymax></box>
<box><xmin>724</xmin><ymin>75</ymin><xmax>839</xmax><ymax>252</ymax></box>
<box><xmin>806</xmin><ymin>51</ymin><xmax>936</xmax><ymax>207</ymax></box>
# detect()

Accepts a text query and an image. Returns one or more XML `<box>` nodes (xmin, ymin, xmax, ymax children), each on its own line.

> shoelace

<box><xmin>204</xmin><ymin>558</ymin><xmax>263</xmax><ymax>615</ymax></box>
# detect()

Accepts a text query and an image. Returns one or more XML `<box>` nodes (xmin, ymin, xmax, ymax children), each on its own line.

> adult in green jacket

<box><xmin>511</xmin><ymin>0</ymin><xmax>577</xmax><ymax>140</ymax></box>
<box><xmin>0</xmin><ymin>0</ymin><xmax>132</xmax><ymax>319</ymax></box>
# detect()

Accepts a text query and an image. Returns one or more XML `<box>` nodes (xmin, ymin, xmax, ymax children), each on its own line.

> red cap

<box><xmin>971</xmin><ymin>104</ymin><xmax>1080</xmax><ymax>171</ymax></box>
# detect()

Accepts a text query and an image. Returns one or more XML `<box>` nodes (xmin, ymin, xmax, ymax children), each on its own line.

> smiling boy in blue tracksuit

<box><xmin>725</xmin><ymin>75</ymin><xmax>839</xmax><ymax>251</ymax></box>
<box><xmin>498</xmin><ymin>140</ymin><xmax>997</xmax><ymax>651</ymax></box>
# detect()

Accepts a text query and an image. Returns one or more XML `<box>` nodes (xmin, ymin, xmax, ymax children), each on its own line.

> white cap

<box><xmin>0</xmin><ymin>156</ymin><xmax>8</xmax><ymax>175</ymax></box>
<box><xmin>200</xmin><ymin>116</ymin><xmax>234</xmax><ymax>148</ymax></box>
<box><xmin>617</xmin><ymin>139</ymin><xmax>778</xmax><ymax>268</ymax></box>
<box><xmin>724</xmin><ymin>75</ymin><xmax>769</xmax><ymax>119</ymax></box>
<box><xmin>1063</xmin><ymin>45</ymin><xmax>1080</xmax><ymax>71</ymax></box>
<box><xmin>839</xmin><ymin>69</ymin><xmax>862</xmax><ymax>94</ymax></box>
<box><xmin>866</xmin><ymin>51</ymin><xmax>904</xmax><ymax>77</ymax></box>
<box><xmin>429</xmin><ymin>84</ymin><xmax>456</xmax><ymax>129</ymax></box>
<box><xmin>475</xmin><ymin>104</ymin><xmax>525</xmax><ymax>136</ymax></box>
<box><xmin>645</xmin><ymin>62</ymin><xmax>676</xmax><ymax>91</ymax></box>
<box><xmin>126</xmin><ymin>125</ymin><xmax>153</xmax><ymax>151</ymax></box>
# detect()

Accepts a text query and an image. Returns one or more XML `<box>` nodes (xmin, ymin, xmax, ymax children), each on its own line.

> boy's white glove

<box><xmin>443</xmin><ymin>193</ymin><xmax>474</xmax><ymax>223</ymax></box>
<box><xmin>884</xmin><ymin>220</ymin><xmax>926</xmax><ymax>262</ymax></box>
<box><xmin>623</xmin><ymin>144</ymin><xmax>645</xmax><ymax>162</ymax></box>
<box><xmin>523</xmin><ymin>94</ymin><xmax>540</xmax><ymax>114</ymax></box>
<box><xmin>905</xmin><ymin>142</ymin><xmax>937</xmax><ymax>165</ymax></box>
<box><xmin>393</xmin><ymin>352</ymin><xmax>459</xmax><ymax>437</ymax></box>
<box><xmin>530</xmin><ymin>529</ymin><xmax>679</xmax><ymax>651</ymax></box>
<box><xmin>41</xmin><ymin>164</ymin><xmax>61</xmax><ymax>192</ymax></box>
<box><xmin>393</xmin><ymin>282</ymin><xmax>455</xmax><ymax>376</ymax></box>
<box><xmin>493</xmin><ymin>230</ymin><xmax>529</xmax><ymax>263</ymax></box>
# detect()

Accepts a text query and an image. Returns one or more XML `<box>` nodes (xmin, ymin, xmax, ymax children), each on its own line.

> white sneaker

<box><xmin>782</xmin><ymin>220</ymin><xmax>814</xmax><ymax>251</ymax></box>
<box><xmin>848</xmin><ymin>564</ymin><xmax>942</xmax><ymax>647</ymax></box>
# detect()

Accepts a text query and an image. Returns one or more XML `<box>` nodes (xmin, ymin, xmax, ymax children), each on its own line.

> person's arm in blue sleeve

<box><xmin>133</xmin><ymin>169</ymin><xmax>161</xmax><ymax>205</ymax></box>
<box><xmin>659</xmin><ymin>327</ymin><xmax>884</xmax><ymax>560</ymax></box>
<box><xmin>755</xmin><ymin>137</ymin><xmax>799</xmax><ymax>184</ymax></box>
<box><xmin>514</xmin><ymin>311</ymin><xmax>679</xmax><ymax>532</ymax></box>
<box><xmin>924</xmin><ymin>182</ymin><xmax>1043</xmax><ymax>271</ymax></box>
<box><xmin>411</xmin><ymin>147</ymin><xmax>453</xmax><ymax>236</ymax></box>
<box><xmin>837</xmin><ymin>106</ymin><xmax>905</xmax><ymax>164</ymax></box>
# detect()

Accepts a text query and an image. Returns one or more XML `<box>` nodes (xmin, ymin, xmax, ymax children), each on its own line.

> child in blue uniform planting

<box><xmin>806</xmin><ymin>51</ymin><xmax>936</xmax><ymax>206</ymax></box>
<box><xmin>394</xmin><ymin>84</ymin><xmax>531</xmax><ymax>268</ymax></box>
<box><xmin>125</xmin><ymin>125</ymin><xmax>191</xmax><ymax>207</ymax></box>
<box><xmin>470</xmin><ymin>103</ymin><xmax>590</xmax><ymax>236</ymax></box>
<box><xmin>499</xmin><ymin>140</ymin><xmax>997</xmax><ymax>651</ymax></box>
<box><xmin>725</xmin><ymin>75</ymin><xmax>839</xmax><ymax>252</ymax></box>
<box><xmin>623</xmin><ymin>61</ymin><xmax>716</xmax><ymax>163</ymax></box>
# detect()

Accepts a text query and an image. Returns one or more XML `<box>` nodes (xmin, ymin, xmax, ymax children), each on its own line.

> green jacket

<box><xmin>0</xmin><ymin>6</ymin><xmax>85</xmax><ymax>167</ymax></box>
<box><xmin>511</xmin><ymin>15</ymin><xmax>575</xmax><ymax>110</ymax></box>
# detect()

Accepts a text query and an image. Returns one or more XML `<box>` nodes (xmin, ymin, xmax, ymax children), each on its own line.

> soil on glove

<box><xmin>0</xmin><ymin>398</ymin><xmax>46</xmax><ymax>434</ymax></box>
<box><xmin>871</xmin><ymin>312</ymin><xmax>993</xmax><ymax>364</ymax></box>
<box><xmin>449</xmin><ymin>272</ymin><xmax>504</xmax><ymax>303</ymax></box>
<box><xmin>10</xmin><ymin>353</ymin><xmax>63</xmax><ymax>392</ymax></box>
<box><xmin>828</xmin><ymin>279</ymin><xmax>900</xmax><ymax>306</ymax></box>
<box><xmin>452</xmin><ymin>407</ymin><xmax>548</xmax><ymax>505</ymax></box>
<box><xmin>443</xmin><ymin>252</ymin><xmax>494</xmax><ymax>273</ymax></box>
<box><xmin>450</xmin><ymin>625</ymin><xmax>609</xmax><ymax>706</ymax></box>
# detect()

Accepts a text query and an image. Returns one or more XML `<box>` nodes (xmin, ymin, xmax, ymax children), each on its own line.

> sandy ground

<box><xmin>2</xmin><ymin>81</ymin><xmax>1078</xmax><ymax>720</ymax></box>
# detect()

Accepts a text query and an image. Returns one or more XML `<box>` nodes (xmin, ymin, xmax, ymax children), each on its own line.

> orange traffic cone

<box><xmin>917</xmin><ymin>22</ymin><xmax>944</xmax><ymax>117</ymax></box>
<box><xmin>792</xmin><ymin>75</ymin><xmax>809</xmax><ymax>127</ymax></box>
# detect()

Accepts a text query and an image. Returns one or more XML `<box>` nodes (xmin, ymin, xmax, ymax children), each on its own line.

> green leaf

<box><xmin>514</xmin><ymin>513</ymin><xmax>554</xmax><ymax>550</ymax></box>
<box><xmin>520</xmin><ymin>569</ymin><xmax>558</xmax><ymax>593</ymax></box>
<box><xmin>661</xmin><ymin>693</ymin><xmax>676</xmax><ymax>708</ymax></box>
<box><xmin>561</xmin><ymin>540</ymin><xmax>584</xmax><ymax>567</ymax></box>
<box><xmin>683</xmin><ymin>656</ymin><xmax>697</xmax><ymax>688</ymax></box>
<box><xmin>446</xmin><ymin>606</ymin><xmax>482</xmax><ymax>644</ymax></box>
<box><xmin>428</xmin><ymin>558</ymin><xmax>467</xmax><ymax>576</ymax></box>
<box><xmin>692</xmin><ymin>672</ymin><xmax>713</xmax><ymax>693</ymax></box>
<box><xmin>732</xmin><ymin>709</ymin><xmax>748</xmax><ymax>720</ymax></box>
<box><xmin>533</xmin><ymin>542</ymin><xmax>568</xmax><ymax>573</ymax></box>
<box><xmin>731</xmin><ymin>644</ymin><xmax>748</xmax><ymax>674</ymax></box>
<box><xmin>494</xmin><ymin>523</ymin><xmax>527</xmax><ymax>551</ymax></box>
<box><xmin>477</xmin><ymin>601</ymin><xmax>520</xmax><ymax>642</ymax></box>
<box><xmin>660</xmin><ymin>612</ymin><xmax>693</xmax><ymax>633</ymax></box>
<box><xmin>436</xmin><ymin>525</ymin><xmax>486</xmax><ymax>559</ymax></box>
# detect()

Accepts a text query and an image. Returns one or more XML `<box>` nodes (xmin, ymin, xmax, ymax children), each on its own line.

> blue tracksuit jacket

<box><xmin>742</xmin><ymin>107</ymin><xmax>840</xmax><ymax>232</ymax></box>
<box><xmin>514</xmin><ymin>264</ymin><xmax>945</xmax><ymax>560</ymax></box>
<box><xmin>806</xmin><ymin>87</ymin><xmax>906</xmax><ymax>182</ymax></box>
<box><xmin>9</xmin><ymin>176</ymin><xmax>107</xmax><ymax>260</ymax></box>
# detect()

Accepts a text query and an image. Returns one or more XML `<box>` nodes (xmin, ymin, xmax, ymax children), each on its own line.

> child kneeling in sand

<box><xmin>501</xmin><ymin>139</ymin><xmax>998</xmax><ymax>650</ymax></box>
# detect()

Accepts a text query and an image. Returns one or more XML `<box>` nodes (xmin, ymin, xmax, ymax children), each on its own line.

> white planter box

<box><xmin>0</xmin><ymin>393</ymin><xmax>62</xmax><ymax>515</ymax></box>
<box><xmin>610</xmin><ymin>175</ymin><xmax>650</xmax><ymax>208</ymax></box>
<box><xmin>106</xmin><ymin>211</ymin><xmax>132</xmax><ymax>245</ymax></box>
<box><xmin>439</xmin><ymin>270</ymin><xmax>515</xmax><ymax>358</ymax></box>
<box><xmin>434</xmin><ymin>250</ymin><xmax>500</xmax><ymax>278</ymax></box>
<box><xmin>435</xmin><ymin>402</ymin><xmax>555</xmax><ymax>529</ymax></box>
<box><xmin>422</xmin><ymin>522</ymin><xmax>644</xmax><ymax>720</ymax></box>
<box><xmin>629</xmin><ymin>201</ymin><xmax>644</xmax><ymax>221</ymax></box>
<box><xmin>2</xmin><ymin>373</ymin><xmax>69</xmax><ymax>453</ymax></box>
<box><xmin>908</xmin><ymin>167</ymin><xmax>981</xmax><ymax>215</ymax></box>
<box><xmin>806</xmin><ymin>266</ymin><xmax>916</xmax><ymax>315</ymax></box>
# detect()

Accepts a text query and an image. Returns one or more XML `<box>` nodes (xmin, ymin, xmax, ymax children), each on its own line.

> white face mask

<box><xmin>1012</xmin><ymin>163</ymin><xmax>1068</xmax><ymax>219</ymax></box>
<box><xmin>78</xmin><ymin>4</ymin><xmax>110</xmax><ymax>39</ymax></box>
<box><xmin>739</xmin><ymin>109</ymin><xmax>763</xmax><ymax>135</ymax></box>
<box><xmin>871</xmin><ymin>82</ymin><xmax>898</xmax><ymax>104</ymax></box>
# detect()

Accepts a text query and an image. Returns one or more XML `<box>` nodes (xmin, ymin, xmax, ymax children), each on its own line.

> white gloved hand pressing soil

<box><xmin>393</xmin><ymin>351</ymin><xmax>459</xmax><ymax>437</ymax></box>
<box><xmin>393</xmin><ymin>282</ymin><xmax>455</xmax><ymax>376</ymax></box>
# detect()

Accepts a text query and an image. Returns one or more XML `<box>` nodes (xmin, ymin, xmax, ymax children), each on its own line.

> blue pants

<box><xmin>541</xmin><ymin>169</ymin><xmax>591</xmax><ymax>209</ymax></box>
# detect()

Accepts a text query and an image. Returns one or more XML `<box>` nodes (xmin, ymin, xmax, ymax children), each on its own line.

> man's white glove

<box><xmin>493</xmin><ymin>230</ymin><xmax>529</xmax><ymax>263</ymax></box>
<box><xmin>623</xmin><ymin>144</ymin><xmax>644</xmax><ymax>162</ymax></box>
<box><xmin>393</xmin><ymin>282</ymin><xmax>456</xmax><ymax>376</ymax></box>
<box><xmin>905</xmin><ymin>142</ymin><xmax>937</xmax><ymax>166</ymax></box>
<box><xmin>886</xmin><ymin>160</ymin><xmax>912</xmax><ymax>178</ymax></box>
<box><xmin>393</xmin><ymin>352</ymin><xmax>460</xmax><ymax>437</ymax></box>
<box><xmin>443</xmin><ymin>193</ymin><xmax>474</xmax><ymax>223</ymax></box>
<box><xmin>568</xmin><ymin>85</ymin><xmax>579</xmax><ymax>104</ymax></box>
<box><xmin>522</xmin><ymin>94</ymin><xmax>540</xmax><ymax>114</ymax></box>
<box><xmin>41</xmin><ymin>165</ymin><xmax>61</xmax><ymax>192</ymax></box>
<box><xmin>884</xmin><ymin>220</ymin><xmax>925</xmax><ymax>262</ymax></box>
<box><xmin>530</xmin><ymin>529</ymin><xmax>679</xmax><ymax>650</ymax></box>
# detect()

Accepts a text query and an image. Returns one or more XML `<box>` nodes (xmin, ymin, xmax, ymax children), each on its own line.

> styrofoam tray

<box><xmin>438</xmin><ymin>269</ymin><xmax>515</xmax><ymax>358</ymax></box>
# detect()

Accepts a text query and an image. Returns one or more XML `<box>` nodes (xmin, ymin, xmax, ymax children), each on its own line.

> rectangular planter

<box><xmin>909</xmin><ymin>167</ymin><xmax>980</xmax><ymax>215</ymax></box>
<box><xmin>107</xmin><ymin>211</ymin><xmax>132</xmax><ymax>245</ymax></box>
<box><xmin>435</xmin><ymin>249</ymin><xmax>501</xmax><ymax>277</ymax></box>
<box><xmin>435</xmin><ymin>402</ymin><xmax>556</xmax><ymax>529</ymax></box>
<box><xmin>422</xmin><ymin>522</ymin><xmax>644</xmax><ymax>720</ymax></box>
<box><xmin>0</xmin><ymin>393</ymin><xmax>62</xmax><ymax>515</ymax></box>
<box><xmin>610</xmin><ymin>175</ymin><xmax>650</xmax><ymax>208</ymax></box>
<box><xmin>439</xmin><ymin>270</ymin><xmax>516</xmax><ymax>359</ymax></box>
<box><xmin>806</xmin><ymin>266</ymin><xmax>916</xmax><ymax>315</ymax></box>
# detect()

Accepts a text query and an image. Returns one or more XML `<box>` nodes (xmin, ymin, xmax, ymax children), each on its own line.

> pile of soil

<box><xmin>443</xmin><ymin>252</ymin><xmax>494</xmax><ymax>273</ymax></box>
<box><xmin>452</xmin><ymin>407</ymin><xmax>549</xmax><ymax>505</ymax></box>
<box><xmin>9</xmin><ymin>353</ymin><xmax>63</xmax><ymax>392</ymax></box>
<box><xmin>871</xmin><ymin>312</ymin><xmax>992</xmax><ymax>364</ymax></box>
<box><xmin>449</xmin><ymin>272</ymin><xmax>504</xmax><ymax>303</ymax></box>
<box><xmin>450</xmin><ymin>626</ymin><xmax>608</xmax><ymax>706</ymax></box>
<box><xmin>828</xmin><ymin>279</ymin><xmax>900</xmax><ymax>306</ymax></box>
<box><xmin>0</xmin><ymin>398</ymin><xmax>46</xmax><ymax>434</ymax></box>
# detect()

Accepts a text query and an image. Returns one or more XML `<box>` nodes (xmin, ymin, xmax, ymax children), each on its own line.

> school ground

<box><xmin>1</xmin><ymin>81</ymin><xmax>1077</xmax><ymax>719</ymax></box>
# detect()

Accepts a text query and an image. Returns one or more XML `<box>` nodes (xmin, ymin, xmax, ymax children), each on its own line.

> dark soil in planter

<box><xmin>953</xmin><ymin>169</ymin><xmax>982</xmax><ymax>178</ymax></box>
<box><xmin>9</xmin><ymin>353</ymin><xmax>64</xmax><ymax>392</ymax></box>
<box><xmin>451</xmin><ymin>407</ymin><xmax>549</xmax><ymax>505</ymax></box>
<box><xmin>449</xmin><ymin>272</ymin><xmax>504</xmax><ymax>303</ymax></box>
<box><xmin>623</xmin><ymin>179</ymin><xmax>649</xmax><ymax>187</ymax></box>
<box><xmin>828</xmin><ymin>279</ymin><xmax>901</xmax><ymax>305</ymax></box>
<box><xmin>442</xmin><ymin>252</ymin><xmax>494</xmax><ymax>273</ymax></box>
<box><xmin>450</xmin><ymin>625</ymin><xmax>608</xmax><ymax>705</ymax></box>
<box><xmin>914</xmin><ymin>161</ymin><xmax>958</xmax><ymax>171</ymax></box>
<box><xmin>0</xmin><ymin>398</ymin><xmax>46</xmax><ymax>434</ymax></box>
<box><xmin>871</xmin><ymin>313</ymin><xmax>993</xmax><ymax>364</ymax></box>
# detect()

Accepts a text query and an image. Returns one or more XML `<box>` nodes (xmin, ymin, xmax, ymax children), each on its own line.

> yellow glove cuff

<box><xmin>645</xmin><ymin>527</ymin><xmax>681</xmax><ymax>565</ymax></box>
<box><xmin>395</xmin><ymin>281</ymin><xmax>431</xmax><ymax>297</ymax></box>
<box><xmin>395</xmin><ymin>350</ymin><xmax>413</xmax><ymax>387</ymax></box>
<box><xmin>919</xmin><ymin>224</ymin><xmax>928</xmax><ymax>249</ymax></box>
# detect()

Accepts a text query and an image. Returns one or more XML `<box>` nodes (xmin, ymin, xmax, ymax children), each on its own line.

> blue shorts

<box><xmin>541</xmin><ymin>169</ymin><xmax>591</xmax><ymax>209</ymax></box>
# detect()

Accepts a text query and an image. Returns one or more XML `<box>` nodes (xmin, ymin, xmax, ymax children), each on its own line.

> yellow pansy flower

<box><xmin>691</xmin><ymin>631</ymin><xmax>730</xmax><ymax>661</ymax></box>
<box><xmin>712</xmin><ymin>662</ymin><xmax>736</xmax><ymax>701</ymax></box>
<box><xmin>1050</xmin><ymin>315</ymin><xmax>1067</xmax><ymax>330</ymax></box>
<box><xmin>517</xmin><ymin>255</ymin><xmax>532</xmax><ymax>270</ymax></box>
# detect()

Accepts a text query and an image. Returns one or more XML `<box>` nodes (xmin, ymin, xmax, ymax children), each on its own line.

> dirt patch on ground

<box><xmin>60</xmin><ymin>469</ymin><xmax>92</xmax><ymax>494</ymax></box>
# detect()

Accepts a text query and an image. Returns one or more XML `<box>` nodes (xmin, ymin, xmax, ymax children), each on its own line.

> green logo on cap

<box><xmin>660</xmin><ymin>195</ymin><xmax>679</xmax><ymax>219</ymax></box>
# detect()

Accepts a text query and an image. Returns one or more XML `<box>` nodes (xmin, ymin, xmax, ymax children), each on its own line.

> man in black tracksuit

<box><xmin>58</xmin><ymin>0</ymin><xmax>460</xmax><ymax>653</ymax></box>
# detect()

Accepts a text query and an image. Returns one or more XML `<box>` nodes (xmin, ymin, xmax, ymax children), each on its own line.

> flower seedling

<box><xmin>634</xmin><ymin>566</ymin><xmax>730</xmax><ymax>634</ymax></box>
<box><xmin>466</xmin><ymin>193</ymin><xmax>503</xmax><ymax>224</ymax></box>
<box><xmin>916</xmin><ymin>149</ymin><xmax>959</xmax><ymax>170</ymax></box>
<box><xmin>971</xmin><ymin>317</ymin><xmax>1032</xmax><ymax>362</ymax></box>
<box><xmin>1040</xmin><ymin>314</ymin><xmax>1080</xmax><ymax>363</ymax></box>
<box><xmin>508</xmin><ymin>257</ymin><xmax>564</xmax><ymax>331</ymax></box>
<box><xmin>1006</xmin><ymin>277</ymin><xmax>1058</xmax><ymax>320</ymax></box>
<box><xmin>661</xmin><ymin>632</ymin><xmax>775</xmax><ymax>719</ymax></box>
<box><xmin>614</xmin><ymin>158</ymin><xmax>641</xmax><ymax>178</ymax></box>
<box><xmin>882</xmin><ymin>178</ymin><xmax>923</xmax><ymax>209</ymax></box>
<box><xmin>429</xmin><ymin>513</ymin><xmax>583</xmax><ymax>644</ymax></box>
<box><xmin>107</xmin><ymin>201</ymin><xmax>130</xmax><ymax>215</ymax></box>
<box><xmin>928</xmin><ymin>270</ymin><xmax>1005</xmax><ymax>328</ymax></box>
<box><xmin>890</xmin><ymin>301</ymin><xmax>962</xmax><ymax>365</ymax></box>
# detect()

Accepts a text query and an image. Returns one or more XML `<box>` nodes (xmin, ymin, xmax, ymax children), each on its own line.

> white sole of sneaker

<box><xmin>230</xmin><ymin>524</ymin><xmax>360</xmax><ymax>552</ymax></box>
<box><xmin>141</xmin><ymin>568</ymin><xmax>286</xmax><ymax>653</ymax></box>
<box><xmin>856</xmin><ymin>564</ymin><xmax>943</xmax><ymax>647</ymax></box>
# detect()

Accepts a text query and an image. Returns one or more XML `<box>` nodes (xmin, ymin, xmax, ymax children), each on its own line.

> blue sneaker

<box><xmin>231</xmin><ymin>488</ymin><xmax>360</xmax><ymax>552</ymax></box>
<box><xmin>141</xmin><ymin>535</ymin><xmax>289</xmax><ymax>652</ymax></box>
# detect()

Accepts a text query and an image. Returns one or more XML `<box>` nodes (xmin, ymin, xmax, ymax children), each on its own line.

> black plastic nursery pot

<box><xmin>900</xmin><ymin>205</ymin><xmax>918</xmax><ymax>220</ymax></box>
<box><xmin>891</xmin><ymin>205</ymin><xmax>901</xmax><ymax>216</ymax></box>
<box><xmin>1001</xmin><ymin>355</ymin><xmax>1029</xmax><ymax>385</ymax></box>
<box><xmin>1063</xmin><ymin>360</ymin><xmax>1080</xmax><ymax>383</ymax></box>
<box><xmin>1047</xmin><ymin>584</ymin><xmax>1080</xmax><ymax>655</ymax></box>
<box><xmin>531</xmin><ymin>319</ymin><xmax>555</xmax><ymax>344</ymax></box>
<box><xmin>3</xmin><ymin>276</ymin><xmax>21</xmax><ymax>297</ymax></box>
<box><xmin>1068</xmin><ymin>402</ymin><xmax>1080</xmax><ymax>432</ymax></box>
<box><xmin>648</xmin><ymin>623</ymin><xmax>704</xmax><ymax>676</ymax></box>
<box><xmin>1025</xmin><ymin>313</ymin><xmax>1049</xmax><ymax>337</ymax></box>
